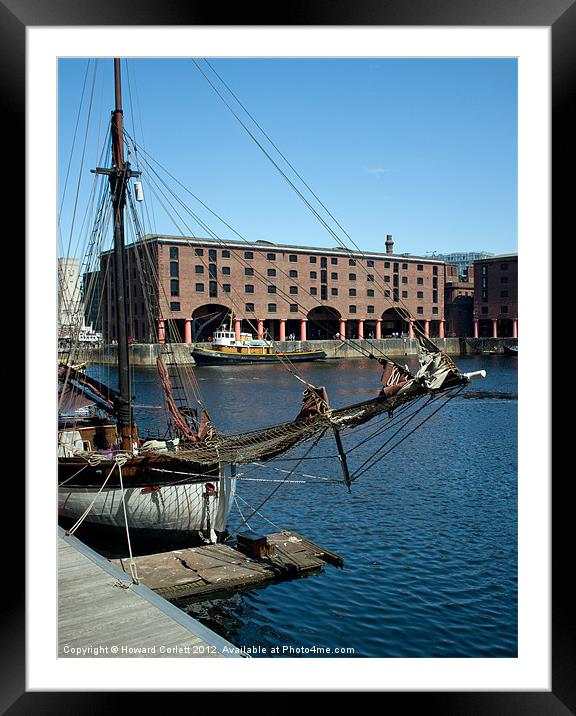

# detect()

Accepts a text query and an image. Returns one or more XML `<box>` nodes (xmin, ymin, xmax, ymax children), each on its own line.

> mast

<box><xmin>94</xmin><ymin>58</ymin><xmax>140</xmax><ymax>450</ymax></box>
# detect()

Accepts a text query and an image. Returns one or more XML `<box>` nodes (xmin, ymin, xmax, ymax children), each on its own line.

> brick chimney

<box><xmin>385</xmin><ymin>234</ymin><xmax>394</xmax><ymax>254</ymax></box>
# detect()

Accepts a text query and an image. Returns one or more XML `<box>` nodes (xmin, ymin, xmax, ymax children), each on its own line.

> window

<box><xmin>169</xmin><ymin>247</ymin><xmax>179</xmax><ymax>260</ymax></box>
<box><xmin>393</xmin><ymin>289</ymin><xmax>399</xmax><ymax>302</ymax></box>
<box><xmin>482</xmin><ymin>266</ymin><xmax>488</xmax><ymax>275</ymax></box>
<box><xmin>481</xmin><ymin>306</ymin><xmax>489</xmax><ymax>314</ymax></box>
<box><xmin>194</xmin><ymin>248</ymin><xmax>204</xmax><ymax>256</ymax></box>
<box><xmin>367</xmin><ymin>305</ymin><xmax>375</xmax><ymax>314</ymax></box>
<box><xmin>195</xmin><ymin>265</ymin><xmax>204</xmax><ymax>274</ymax></box>
<box><xmin>417</xmin><ymin>306</ymin><xmax>424</xmax><ymax>314</ymax></box>
<box><xmin>393</xmin><ymin>263</ymin><xmax>399</xmax><ymax>273</ymax></box>
<box><xmin>331</xmin><ymin>287</ymin><xmax>339</xmax><ymax>296</ymax></box>
<box><xmin>433</xmin><ymin>307</ymin><xmax>439</xmax><ymax>315</ymax></box>
<box><xmin>209</xmin><ymin>281</ymin><xmax>217</xmax><ymax>298</ymax></box>
<box><xmin>222</xmin><ymin>249</ymin><xmax>230</xmax><ymax>258</ymax></box>
<box><xmin>267</xmin><ymin>252</ymin><xmax>276</xmax><ymax>261</ymax></box>
<box><xmin>367</xmin><ymin>289</ymin><xmax>375</xmax><ymax>297</ymax></box>
<box><xmin>433</xmin><ymin>266</ymin><xmax>438</xmax><ymax>276</ymax></box>
<box><xmin>349</xmin><ymin>288</ymin><xmax>356</xmax><ymax>297</ymax></box>
<box><xmin>195</xmin><ymin>283</ymin><xmax>204</xmax><ymax>292</ymax></box>
<box><xmin>417</xmin><ymin>291</ymin><xmax>424</xmax><ymax>299</ymax></box>
<box><xmin>310</xmin><ymin>256</ymin><xmax>317</xmax><ymax>264</ymax></box>
<box><xmin>501</xmin><ymin>305</ymin><xmax>509</xmax><ymax>313</ymax></box>
<box><xmin>290</xmin><ymin>304</ymin><xmax>298</xmax><ymax>313</ymax></box>
<box><xmin>331</xmin><ymin>257</ymin><xmax>338</xmax><ymax>265</ymax></box>
<box><xmin>268</xmin><ymin>285</ymin><xmax>277</xmax><ymax>293</ymax></box>
<box><xmin>433</xmin><ymin>277</ymin><xmax>438</xmax><ymax>288</ymax></box>
<box><xmin>321</xmin><ymin>285</ymin><xmax>328</xmax><ymax>300</ymax></box>
<box><xmin>384</xmin><ymin>275</ymin><xmax>390</xmax><ymax>283</ymax></box>
<box><xmin>402</xmin><ymin>291</ymin><xmax>408</xmax><ymax>298</ymax></box>
<box><xmin>289</xmin><ymin>254</ymin><xmax>298</xmax><ymax>263</ymax></box>
<box><xmin>289</xmin><ymin>286</ymin><xmax>298</xmax><ymax>294</ymax></box>
<box><xmin>417</xmin><ymin>277</ymin><xmax>424</xmax><ymax>285</ymax></box>
<box><xmin>417</xmin><ymin>264</ymin><xmax>424</xmax><ymax>271</ymax></box>
<box><xmin>170</xmin><ymin>279</ymin><xmax>179</xmax><ymax>296</ymax></box>
<box><xmin>482</xmin><ymin>290</ymin><xmax>488</xmax><ymax>301</ymax></box>
<box><xmin>170</xmin><ymin>262</ymin><xmax>179</xmax><ymax>277</ymax></box>
<box><xmin>245</xmin><ymin>285</ymin><xmax>254</xmax><ymax>293</ymax></box>
<box><xmin>209</xmin><ymin>249</ymin><xmax>217</xmax><ymax>261</ymax></box>
<box><xmin>170</xmin><ymin>302</ymin><xmax>180</xmax><ymax>312</ymax></box>
<box><xmin>367</xmin><ymin>274</ymin><xmax>374</xmax><ymax>282</ymax></box>
<box><xmin>349</xmin><ymin>259</ymin><xmax>356</xmax><ymax>266</ymax></box>
<box><xmin>310</xmin><ymin>286</ymin><xmax>318</xmax><ymax>295</ymax></box>
<box><xmin>401</xmin><ymin>276</ymin><xmax>407</xmax><ymax>284</ymax></box>
<box><xmin>433</xmin><ymin>290</ymin><xmax>438</xmax><ymax>303</ymax></box>
<box><xmin>367</xmin><ymin>260</ymin><xmax>374</xmax><ymax>267</ymax></box>
<box><xmin>222</xmin><ymin>266</ymin><xmax>231</xmax><ymax>275</ymax></box>
<box><xmin>385</xmin><ymin>290</ymin><xmax>390</xmax><ymax>298</ymax></box>
<box><xmin>321</xmin><ymin>257</ymin><xmax>327</xmax><ymax>268</ymax></box>
<box><xmin>209</xmin><ymin>263</ymin><xmax>217</xmax><ymax>278</ymax></box>
<box><xmin>349</xmin><ymin>273</ymin><xmax>357</xmax><ymax>281</ymax></box>
<box><xmin>268</xmin><ymin>268</ymin><xmax>277</xmax><ymax>277</ymax></box>
<box><xmin>501</xmin><ymin>290</ymin><xmax>509</xmax><ymax>298</ymax></box>
<box><xmin>500</xmin><ymin>263</ymin><xmax>508</xmax><ymax>270</ymax></box>
<box><xmin>331</xmin><ymin>272</ymin><xmax>338</xmax><ymax>280</ymax></box>
<box><xmin>245</xmin><ymin>267</ymin><xmax>254</xmax><ymax>276</ymax></box>
<box><xmin>268</xmin><ymin>303</ymin><xmax>277</xmax><ymax>313</ymax></box>
<box><xmin>310</xmin><ymin>271</ymin><xmax>317</xmax><ymax>279</ymax></box>
<box><xmin>501</xmin><ymin>276</ymin><xmax>509</xmax><ymax>283</ymax></box>
<box><xmin>349</xmin><ymin>305</ymin><xmax>357</xmax><ymax>314</ymax></box>
<box><xmin>384</xmin><ymin>261</ymin><xmax>390</xmax><ymax>269</ymax></box>
<box><xmin>222</xmin><ymin>284</ymin><xmax>231</xmax><ymax>293</ymax></box>
<box><xmin>321</xmin><ymin>270</ymin><xmax>328</xmax><ymax>282</ymax></box>
<box><xmin>245</xmin><ymin>303</ymin><xmax>254</xmax><ymax>312</ymax></box>
<box><xmin>244</xmin><ymin>251</ymin><xmax>253</xmax><ymax>259</ymax></box>
<box><xmin>289</xmin><ymin>270</ymin><xmax>298</xmax><ymax>278</ymax></box>
<box><xmin>402</xmin><ymin>263</ymin><xmax>408</xmax><ymax>270</ymax></box>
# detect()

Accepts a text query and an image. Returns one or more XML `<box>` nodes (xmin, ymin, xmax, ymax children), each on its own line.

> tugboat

<box><xmin>191</xmin><ymin>324</ymin><xmax>327</xmax><ymax>365</ymax></box>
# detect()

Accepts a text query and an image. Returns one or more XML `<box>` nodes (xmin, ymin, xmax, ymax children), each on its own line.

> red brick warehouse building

<box><xmin>473</xmin><ymin>253</ymin><xmax>518</xmax><ymax>338</ymax></box>
<box><xmin>100</xmin><ymin>234</ymin><xmax>450</xmax><ymax>344</ymax></box>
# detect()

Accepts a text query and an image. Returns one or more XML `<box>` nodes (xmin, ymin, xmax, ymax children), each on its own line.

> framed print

<box><xmin>8</xmin><ymin>0</ymin><xmax>570</xmax><ymax>709</ymax></box>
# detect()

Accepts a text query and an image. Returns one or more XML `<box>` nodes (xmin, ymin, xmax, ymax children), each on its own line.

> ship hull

<box><xmin>191</xmin><ymin>347</ymin><xmax>327</xmax><ymax>365</ymax></box>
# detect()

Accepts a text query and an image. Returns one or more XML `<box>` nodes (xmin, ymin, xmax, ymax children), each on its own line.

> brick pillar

<box><xmin>300</xmin><ymin>319</ymin><xmax>307</xmax><ymax>341</ymax></box>
<box><xmin>279</xmin><ymin>319</ymin><xmax>286</xmax><ymax>341</ymax></box>
<box><xmin>408</xmin><ymin>320</ymin><xmax>414</xmax><ymax>339</ymax></box>
<box><xmin>474</xmin><ymin>319</ymin><xmax>479</xmax><ymax>338</ymax></box>
<box><xmin>439</xmin><ymin>320</ymin><xmax>445</xmax><ymax>339</ymax></box>
<box><xmin>492</xmin><ymin>319</ymin><xmax>498</xmax><ymax>338</ymax></box>
<box><xmin>424</xmin><ymin>320</ymin><xmax>430</xmax><ymax>337</ymax></box>
<box><xmin>375</xmin><ymin>319</ymin><xmax>382</xmax><ymax>340</ymax></box>
<box><xmin>234</xmin><ymin>318</ymin><xmax>242</xmax><ymax>341</ymax></box>
<box><xmin>512</xmin><ymin>319</ymin><xmax>518</xmax><ymax>338</ymax></box>
<box><xmin>257</xmin><ymin>319</ymin><xmax>264</xmax><ymax>339</ymax></box>
<box><xmin>339</xmin><ymin>318</ymin><xmax>346</xmax><ymax>339</ymax></box>
<box><xmin>184</xmin><ymin>319</ymin><xmax>192</xmax><ymax>344</ymax></box>
<box><xmin>358</xmin><ymin>319</ymin><xmax>364</xmax><ymax>339</ymax></box>
<box><xmin>158</xmin><ymin>319</ymin><xmax>165</xmax><ymax>344</ymax></box>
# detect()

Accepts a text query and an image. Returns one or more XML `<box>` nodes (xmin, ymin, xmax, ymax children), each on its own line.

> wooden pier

<box><xmin>58</xmin><ymin>527</ymin><xmax>244</xmax><ymax>657</ymax></box>
<box><xmin>111</xmin><ymin>531</ymin><xmax>343</xmax><ymax>602</ymax></box>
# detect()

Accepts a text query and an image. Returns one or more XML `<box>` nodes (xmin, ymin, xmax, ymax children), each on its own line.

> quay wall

<box><xmin>63</xmin><ymin>337</ymin><xmax>517</xmax><ymax>366</ymax></box>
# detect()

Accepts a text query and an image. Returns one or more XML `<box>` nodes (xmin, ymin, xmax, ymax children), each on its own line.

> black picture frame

<box><xmin>10</xmin><ymin>0</ymin><xmax>567</xmax><ymax>710</ymax></box>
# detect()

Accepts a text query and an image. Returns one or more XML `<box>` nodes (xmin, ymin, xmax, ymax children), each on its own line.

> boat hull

<box><xmin>191</xmin><ymin>347</ymin><xmax>327</xmax><ymax>365</ymax></box>
<box><xmin>58</xmin><ymin>458</ymin><xmax>236</xmax><ymax>541</ymax></box>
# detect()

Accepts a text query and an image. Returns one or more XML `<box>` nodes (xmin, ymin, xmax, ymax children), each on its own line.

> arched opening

<box><xmin>498</xmin><ymin>318</ymin><xmax>514</xmax><ymax>337</ymax></box>
<box><xmin>191</xmin><ymin>304</ymin><xmax>232</xmax><ymax>341</ymax></box>
<box><xmin>307</xmin><ymin>306</ymin><xmax>341</xmax><ymax>340</ymax></box>
<box><xmin>381</xmin><ymin>308</ymin><xmax>408</xmax><ymax>337</ymax></box>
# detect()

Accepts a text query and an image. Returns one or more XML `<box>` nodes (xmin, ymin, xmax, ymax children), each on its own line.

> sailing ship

<box><xmin>191</xmin><ymin>320</ymin><xmax>326</xmax><ymax>365</ymax></box>
<box><xmin>58</xmin><ymin>58</ymin><xmax>485</xmax><ymax>547</ymax></box>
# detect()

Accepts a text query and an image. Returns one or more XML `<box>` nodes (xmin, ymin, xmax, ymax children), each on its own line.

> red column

<box><xmin>339</xmin><ymin>318</ymin><xmax>346</xmax><ymax>339</ymax></box>
<box><xmin>408</xmin><ymin>320</ymin><xmax>414</xmax><ymax>339</ymax></box>
<box><xmin>300</xmin><ymin>319</ymin><xmax>307</xmax><ymax>341</ymax></box>
<box><xmin>257</xmin><ymin>319</ymin><xmax>264</xmax><ymax>339</ymax></box>
<box><xmin>279</xmin><ymin>319</ymin><xmax>286</xmax><ymax>341</ymax></box>
<box><xmin>424</xmin><ymin>320</ymin><xmax>430</xmax><ymax>337</ymax></box>
<box><xmin>375</xmin><ymin>319</ymin><xmax>382</xmax><ymax>340</ymax></box>
<box><xmin>512</xmin><ymin>319</ymin><xmax>518</xmax><ymax>338</ymax></box>
<box><xmin>234</xmin><ymin>318</ymin><xmax>242</xmax><ymax>341</ymax></box>
<box><xmin>158</xmin><ymin>319</ymin><xmax>165</xmax><ymax>344</ymax></box>
<box><xmin>492</xmin><ymin>319</ymin><xmax>498</xmax><ymax>338</ymax></box>
<box><xmin>358</xmin><ymin>319</ymin><xmax>364</xmax><ymax>339</ymax></box>
<box><xmin>474</xmin><ymin>319</ymin><xmax>479</xmax><ymax>338</ymax></box>
<box><xmin>439</xmin><ymin>320</ymin><xmax>445</xmax><ymax>339</ymax></box>
<box><xmin>184</xmin><ymin>319</ymin><xmax>192</xmax><ymax>344</ymax></box>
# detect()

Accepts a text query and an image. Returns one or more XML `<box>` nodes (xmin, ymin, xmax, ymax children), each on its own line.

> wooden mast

<box><xmin>109</xmin><ymin>58</ymin><xmax>134</xmax><ymax>450</ymax></box>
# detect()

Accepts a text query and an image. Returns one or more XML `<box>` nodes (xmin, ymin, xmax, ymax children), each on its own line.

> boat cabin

<box><xmin>210</xmin><ymin>325</ymin><xmax>275</xmax><ymax>355</ymax></box>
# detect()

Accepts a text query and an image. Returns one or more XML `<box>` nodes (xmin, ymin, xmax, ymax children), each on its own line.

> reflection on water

<box><xmin>86</xmin><ymin>354</ymin><xmax>518</xmax><ymax>657</ymax></box>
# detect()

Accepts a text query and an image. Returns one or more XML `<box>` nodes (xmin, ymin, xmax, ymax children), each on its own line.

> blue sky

<box><xmin>58</xmin><ymin>57</ymin><xmax>517</xmax><ymax>258</ymax></box>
